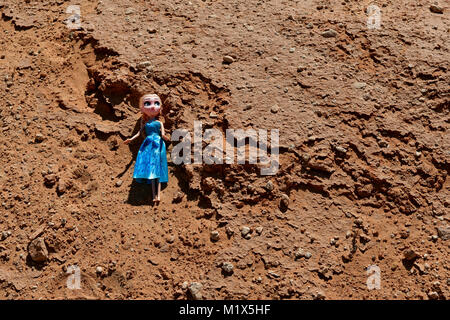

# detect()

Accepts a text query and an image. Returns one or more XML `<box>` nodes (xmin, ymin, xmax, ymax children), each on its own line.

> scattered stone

<box><xmin>279</xmin><ymin>194</ymin><xmax>290</xmax><ymax>210</ymax></box>
<box><xmin>264</xmin><ymin>181</ymin><xmax>274</xmax><ymax>192</ymax></box>
<box><xmin>225</xmin><ymin>226</ymin><xmax>234</xmax><ymax>237</ymax></box>
<box><xmin>255</xmin><ymin>227</ymin><xmax>263</xmax><ymax>235</ymax></box>
<box><xmin>34</xmin><ymin>133</ymin><xmax>45</xmax><ymax>143</ymax></box>
<box><xmin>321</xmin><ymin>29</ymin><xmax>337</xmax><ymax>38</ymax></box>
<box><xmin>334</xmin><ymin>145</ymin><xmax>347</xmax><ymax>154</ymax></box>
<box><xmin>305</xmin><ymin>252</ymin><xmax>312</xmax><ymax>259</ymax></box>
<box><xmin>352</xmin><ymin>82</ymin><xmax>367</xmax><ymax>89</ymax></box>
<box><xmin>96</xmin><ymin>266</ymin><xmax>103</xmax><ymax>274</ymax></box>
<box><xmin>115</xmin><ymin>180</ymin><xmax>123</xmax><ymax>187</ymax></box>
<box><xmin>210</xmin><ymin>230</ymin><xmax>220</xmax><ymax>241</ymax></box>
<box><xmin>297</xmin><ymin>65</ymin><xmax>306</xmax><ymax>72</ymax></box>
<box><xmin>1</xmin><ymin>231</ymin><xmax>11</xmax><ymax>241</ymax></box>
<box><xmin>223</xmin><ymin>56</ymin><xmax>235</xmax><ymax>64</ymax></box>
<box><xmin>172</xmin><ymin>192</ymin><xmax>184</xmax><ymax>203</ymax></box>
<box><xmin>403</xmin><ymin>249</ymin><xmax>419</xmax><ymax>261</ymax></box>
<box><xmin>427</xmin><ymin>291</ymin><xmax>439</xmax><ymax>300</ymax></box>
<box><xmin>188</xmin><ymin>282</ymin><xmax>203</xmax><ymax>300</ymax></box>
<box><xmin>241</xmin><ymin>226</ymin><xmax>250</xmax><ymax>237</ymax></box>
<box><xmin>222</xmin><ymin>262</ymin><xmax>234</xmax><ymax>274</ymax></box>
<box><xmin>437</xmin><ymin>225</ymin><xmax>450</xmax><ymax>240</ymax></box>
<box><xmin>137</xmin><ymin>61</ymin><xmax>152</xmax><ymax>70</ymax></box>
<box><xmin>147</xmin><ymin>27</ymin><xmax>157</xmax><ymax>33</ymax></box>
<box><xmin>289</xmin><ymin>47</ymin><xmax>295</xmax><ymax>53</ymax></box>
<box><xmin>28</xmin><ymin>237</ymin><xmax>48</xmax><ymax>262</ymax></box>
<box><xmin>429</xmin><ymin>5</ymin><xmax>443</xmax><ymax>14</ymax></box>
<box><xmin>270</xmin><ymin>105</ymin><xmax>279</xmax><ymax>113</ymax></box>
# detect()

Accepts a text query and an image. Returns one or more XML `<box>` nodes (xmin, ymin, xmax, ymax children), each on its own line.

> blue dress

<box><xmin>133</xmin><ymin>119</ymin><xmax>168</xmax><ymax>184</ymax></box>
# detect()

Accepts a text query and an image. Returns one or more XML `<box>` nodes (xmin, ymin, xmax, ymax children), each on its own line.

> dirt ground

<box><xmin>0</xmin><ymin>0</ymin><xmax>448</xmax><ymax>299</ymax></box>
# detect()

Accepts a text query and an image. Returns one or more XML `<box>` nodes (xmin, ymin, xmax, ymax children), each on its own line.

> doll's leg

<box><xmin>156</xmin><ymin>180</ymin><xmax>161</xmax><ymax>201</ymax></box>
<box><xmin>151</xmin><ymin>179</ymin><xmax>157</xmax><ymax>202</ymax></box>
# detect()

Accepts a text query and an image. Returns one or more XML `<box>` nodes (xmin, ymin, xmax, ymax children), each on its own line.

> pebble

<box><xmin>270</xmin><ymin>105</ymin><xmax>279</xmax><ymax>113</ymax></box>
<box><xmin>223</xmin><ymin>56</ymin><xmax>235</xmax><ymax>64</ymax></box>
<box><xmin>427</xmin><ymin>291</ymin><xmax>439</xmax><ymax>300</ymax></box>
<box><xmin>96</xmin><ymin>266</ymin><xmax>103</xmax><ymax>274</ymax></box>
<box><xmin>429</xmin><ymin>5</ymin><xmax>443</xmax><ymax>14</ymax></box>
<box><xmin>225</xmin><ymin>226</ymin><xmax>234</xmax><ymax>237</ymax></box>
<box><xmin>279</xmin><ymin>194</ymin><xmax>290</xmax><ymax>210</ymax></box>
<box><xmin>115</xmin><ymin>180</ymin><xmax>123</xmax><ymax>187</ymax></box>
<box><xmin>297</xmin><ymin>65</ymin><xmax>306</xmax><ymax>72</ymax></box>
<box><xmin>265</xmin><ymin>181</ymin><xmax>274</xmax><ymax>192</ymax></box>
<box><xmin>241</xmin><ymin>226</ymin><xmax>250</xmax><ymax>237</ymax></box>
<box><xmin>1</xmin><ymin>231</ymin><xmax>11</xmax><ymax>240</ymax></box>
<box><xmin>289</xmin><ymin>47</ymin><xmax>295</xmax><ymax>53</ymax></box>
<box><xmin>28</xmin><ymin>237</ymin><xmax>48</xmax><ymax>262</ymax></box>
<box><xmin>353</xmin><ymin>82</ymin><xmax>367</xmax><ymax>89</ymax></box>
<box><xmin>403</xmin><ymin>249</ymin><xmax>419</xmax><ymax>261</ymax></box>
<box><xmin>255</xmin><ymin>227</ymin><xmax>263</xmax><ymax>235</ymax></box>
<box><xmin>222</xmin><ymin>262</ymin><xmax>234</xmax><ymax>274</ymax></box>
<box><xmin>321</xmin><ymin>29</ymin><xmax>337</xmax><ymax>38</ymax></box>
<box><xmin>437</xmin><ymin>225</ymin><xmax>450</xmax><ymax>240</ymax></box>
<box><xmin>35</xmin><ymin>133</ymin><xmax>45</xmax><ymax>143</ymax></box>
<box><xmin>210</xmin><ymin>230</ymin><xmax>220</xmax><ymax>241</ymax></box>
<box><xmin>188</xmin><ymin>282</ymin><xmax>203</xmax><ymax>300</ymax></box>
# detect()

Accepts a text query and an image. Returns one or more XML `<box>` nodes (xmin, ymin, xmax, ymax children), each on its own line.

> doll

<box><xmin>124</xmin><ymin>93</ymin><xmax>169</xmax><ymax>204</ymax></box>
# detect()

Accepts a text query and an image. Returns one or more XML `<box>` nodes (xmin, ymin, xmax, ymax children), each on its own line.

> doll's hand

<box><xmin>124</xmin><ymin>138</ymin><xmax>132</xmax><ymax>145</ymax></box>
<box><xmin>162</xmin><ymin>134</ymin><xmax>170</xmax><ymax>142</ymax></box>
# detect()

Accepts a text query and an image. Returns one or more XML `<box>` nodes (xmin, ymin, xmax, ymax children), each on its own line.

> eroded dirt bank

<box><xmin>0</xmin><ymin>0</ymin><xmax>448</xmax><ymax>299</ymax></box>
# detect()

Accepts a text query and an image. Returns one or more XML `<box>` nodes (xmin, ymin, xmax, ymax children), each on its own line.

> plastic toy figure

<box><xmin>124</xmin><ymin>93</ymin><xmax>169</xmax><ymax>204</ymax></box>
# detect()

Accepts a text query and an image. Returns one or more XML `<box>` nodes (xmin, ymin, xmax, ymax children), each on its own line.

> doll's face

<box><xmin>140</xmin><ymin>94</ymin><xmax>161</xmax><ymax>117</ymax></box>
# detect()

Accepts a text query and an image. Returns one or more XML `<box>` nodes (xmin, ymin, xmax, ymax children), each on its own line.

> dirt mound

<box><xmin>0</xmin><ymin>0</ymin><xmax>448</xmax><ymax>299</ymax></box>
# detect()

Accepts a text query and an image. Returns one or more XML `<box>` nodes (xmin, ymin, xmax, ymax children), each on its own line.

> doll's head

<box><xmin>140</xmin><ymin>93</ymin><xmax>161</xmax><ymax>118</ymax></box>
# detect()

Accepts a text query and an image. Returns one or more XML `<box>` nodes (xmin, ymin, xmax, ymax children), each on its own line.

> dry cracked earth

<box><xmin>0</xmin><ymin>0</ymin><xmax>449</xmax><ymax>300</ymax></box>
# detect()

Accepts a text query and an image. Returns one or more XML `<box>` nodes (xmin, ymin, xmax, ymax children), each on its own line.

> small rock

<box><xmin>297</xmin><ymin>65</ymin><xmax>306</xmax><ymax>72</ymax></box>
<box><xmin>172</xmin><ymin>192</ymin><xmax>184</xmax><ymax>203</ymax></box>
<box><xmin>403</xmin><ymin>249</ymin><xmax>419</xmax><ymax>261</ymax></box>
<box><xmin>241</xmin><ymin>226</ymin><xmax>250</xmax><ymax>237</ymax></box>
<box><xmin>115</xmin><ymin>180</ymin><xmax>123</xmax><ymax>187</ymax></box>
<box><xmin>255</xmin><ymin>227</ymin><xmax>263</xmax><ymax>235</ymax></box>
<box><xmin>321</xmin><ymin>29</ymin><xmax>337</xmax><ymax>38</ymax></box>
<box><xmin>353</xmin><ymin>82</ymin><xmax>367</xmax><ymax>89</ymax></box>
<box><xmin>270</xmin><ymin>105</ymin><xmax>279</xmax><ymax>113</ymax></box>
<box><xmin>334</xmin><ymin>146</ymin><xmax>347</xmax><ymax>154</ymax></box>
<box><xmin>437</xmin><ymin>225</ymin><xmax>450</xmax><ymax>241</ymax></box>
<box><xmin>96</xmin><ymin>266</ymin><xmax>103</xmax><ymax>274</ymax></box>
<box><xmin>210</xmin><ymin>230</ymin><xmax>220</xmax><ymax>241</ymax></box>
<box><xmin>34</xmin><ymin>133</ymin><xmax>45</xmax><ymax>143</ymax></box>
<box><xmin>188</xmin><ymin>282</ymin><xmax>203</xmax><ymax>300</ymax></box>
<box><xmin>429</xmin><ymin>5</ymin><xmax>443</xmax><ymax>14</ymax></box>
<box><xmin>427</xmin><ymin>291</ymin><xmax>439</xmax><ymax>300</ymax></box>
<box><xmin>223</xmin><ymin>56</ymin><xmax>235</xmax><ymax>64</ymax></box>
<box><xmin>1</xmin><ymin>231</ymin><xmax>11</xmax><ymax>241</ymax></box>
<box><xmin>225</xmin><ymin>226</ymin><xmax>234</xmax><ymax>237</ymax></box>
<box><xmin>28</xmin><ymin>237</ymin><xmax>48</xmax><ymax>262</ymax></box>
<box><xmin>289</xmin><ymin>47</ymin><xmax>295</xmax><ymax>53</ymax></box>
<box><xmin>265</xmin><ymin>181</ymin><xmax>274</xmax><ymax>192</ymax></box>
<box><xmin>305</xmin><ymin>252</ymin><xmax>312</xmax><ymax>259</ymax></box>
<box><xmin>137</xmin><ymin>61</ymin><xmax>152</xmax><ymax>70</ymax></box>
<box><xmin>279</xmin><ymin>194</ymin><xmax>290</xmax><ymax>210</ymax></box>
<box><xmin>222</xmin><ymin>262</ymin><xmax>234</xmax><ymax>274</ymax></box>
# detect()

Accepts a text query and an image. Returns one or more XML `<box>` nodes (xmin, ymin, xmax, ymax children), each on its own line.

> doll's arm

<box><xmin>159</xmin><ymin>121</ymin><xmax>170</xmax><ymax>142</ymax></box>
<box><xmin>124</xmin><ymin>118</ymin><xmax>145</xmax><ymax>144</ymax></box>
